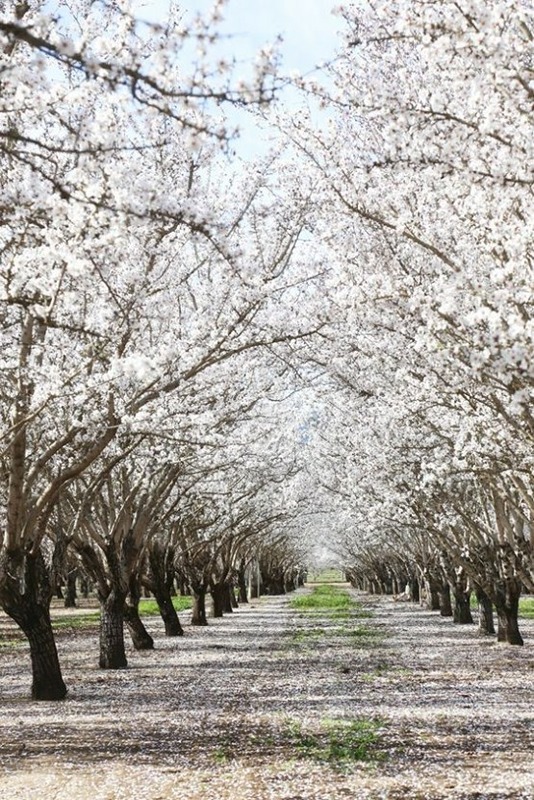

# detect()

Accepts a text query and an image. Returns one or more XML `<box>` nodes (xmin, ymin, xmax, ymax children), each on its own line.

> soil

<box><xmin>0</xmin><ymin>588</ymin><xmax>533</xmax><ymax>799</ymax></box>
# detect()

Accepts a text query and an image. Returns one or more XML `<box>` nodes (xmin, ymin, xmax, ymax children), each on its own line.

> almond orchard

<box><xmin>1</xmin><ymin>3</ymin><xmax>533</xmax><ymax>798</ymax></box>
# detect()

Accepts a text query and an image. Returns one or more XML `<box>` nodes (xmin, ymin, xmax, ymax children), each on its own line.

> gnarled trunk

<box><xmin>494</xmin><ymin>581</ymin><xmax>523</xmax><ymax>646</ymax></box>
<box><xmin>210</xmin><ymin>582</ymin><xmax>225</xmax><ymax>618</ymax></box>
<box><xmin>475</xmin><ymin>585</ymin><xmax>495</xmax><ymax>635</ymax></box>
<box><xmin>124</xmin><ymin>587</ymin><xmax>154</xmax><ymax>650</ymax></box>
<box><xmin>11</xmin><ymin>603</ymin><xmax>67</xmax><ymax>700</ymax></box>
<box><xmin>64</xmin><ymin>570</ymin><xmax>77</xmax><ymax>608</ymax></box>
<box><xmin>237</xmin><ymin>564</ymin><xmax>248</xmax><ymax>604</ymax></box>
<box><xmin>191</xmin><ymin>586</ymin><xmax>208</xmax><ymax>626</ymax></box>
<box><xmin>438</xmin><ymin>582</ymin><xmax>453</xmax><ymax>617</ymax></box>
<box><xmin>146</xmin><ymin>544</ymin><xmax>183</xmax><ymax>635</ymax></box>
<box><xmin>453</xmin><ymin>588</ymin><xmax>474</xmax><ymax>625</ymax></box>
<box><xmin>26</xmin><ymin>612</ymin><xmax>67</xmax><ymax>700</ymax></box>
<box><xmin>1</xmin><ymin>550</ymin><xmax>67</xmax><ymax>700</ymax></box>
<box><xmin>249</xmin><ymin>565</ymin><xmax>261</xmax><ymax>599</ymax></box>
<box><xmin>155</xmin><ymin>588</ymin><xmax>184</xmax><ymax>636</ymax></box>
<box><xmin>99</xmin><ymin>589</ymin><xmax>128</xmax><ymax>668</ymax></box>
<box><xmin>423</xmin><ymin>577</ymin><xmax>440</xmax><ymax>610</ymax></box>
<box><xmin>223</xmin><ymin>583</ymin><xmax>234</xmax><ymax>613</ymax></box>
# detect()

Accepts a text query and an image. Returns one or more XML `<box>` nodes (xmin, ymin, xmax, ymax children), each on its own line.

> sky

<box><xmin>138</xmin><ymin>0</ymin><xmax>343</xmax><ymax>74</ymax></box>
<box><xmin>184</xmin><ymin>0</ymin><xmax>342</xmax><ymax>74</ymax></box>
<box><xmin>134</xmin><ymin>0</ymin><xmax>344</xmax><ymax>157</ymax></box>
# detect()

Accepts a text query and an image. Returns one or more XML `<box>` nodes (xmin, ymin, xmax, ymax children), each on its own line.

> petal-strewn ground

<box><xmin>1</xmin><ymin>588</ymin><xmax>533</xmax><ymax>799</ymax></box>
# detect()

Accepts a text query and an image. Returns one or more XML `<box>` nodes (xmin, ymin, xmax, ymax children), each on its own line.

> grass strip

<box><xmin>290</xmin><ymin>584</ymin><xmax>371</xmax><ymax>617</ymax></box>
<box><xmin>51</xmin><ymin>596</ymin><xmax>193</xmax><ymax>630</ymax></box>
<box><xmin>138</xmin><ymin>596</ymin><xmax>192</xmax><ymax>616</ymax></box>
<box><xmin>519</xmin><ymin>597</ymin><xmax>534</xmax><ymax>619</ymax></box>
<box><xmin>286</xmin><ymin>718</ymin><xmax>384</xmax><ymax>768</ymax></box>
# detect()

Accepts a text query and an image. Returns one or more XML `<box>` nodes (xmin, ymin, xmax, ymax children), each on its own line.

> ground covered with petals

<box><xmin>1</xmin><ymin>588</ymin><xmax>533</xmax><ymax>799</ymax></box>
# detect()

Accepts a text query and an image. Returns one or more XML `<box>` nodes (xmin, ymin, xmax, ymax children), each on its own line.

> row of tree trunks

<box><xmin>209</xmin><ymin>581</ymin><xmax>236</xmax><ymax>617</ymax></box>
<box><xmin>4</xmin><ymin>560</ymin><xmax>249</xmax><ymax>699</ymax></box>
<box><xmin>354</xmin><ymin>567</ymin><xmax>524</xmax><ymax>646</ymax></box>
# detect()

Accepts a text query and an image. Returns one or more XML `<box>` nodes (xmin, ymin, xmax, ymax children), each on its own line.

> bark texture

<box><xmin>124</xmin><ymin>594</ymin><xmax>154</xmax><ymax>650</ymax></box>
<box><xmin>1</xmin><ymin>550</ymin><xmax>67</xmax><ymax>700</ymax></box>
<box><xmin>99</xmin><ymin>590</ymin><xmax>128</xmax><ymax>668</ymax></box>
<box><xmin>494</xmin><ymin>581</ymin><xmax>523</xmax><ymax>646</ymax></box>
<box><xmin>191</xmin><ymin>587</ymin><xmax>208</xmax><ymax>626</ymax></box>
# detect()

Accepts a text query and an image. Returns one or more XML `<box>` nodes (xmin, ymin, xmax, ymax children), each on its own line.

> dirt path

<box><xmin>0</xmin><ymin>590</ymin><xmax>533</xmax><ymax>799</ymax></box>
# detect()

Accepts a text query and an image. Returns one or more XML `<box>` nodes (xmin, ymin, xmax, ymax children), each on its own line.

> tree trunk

<box><xmin>236</xmin><ymin>558</ymin><xmax>247</xmax><ymax>604</ymax></box>
<box><xmin>285</xmin><ymin>575</ymin><xmax>296</xmax><ymax>593</ymax></box>
<box><xmin>99</xmin><ymin>590</ymin><xmax>128</xmax><ymax>668</ymax></box>
<box><xmin>237</xmin><ymin>567</ymin><xmax>248</xmax><ymax>604</ymax></box>
<box><xmin>453</xmin><ymin>588</ymin><xmax>474</xmax><ymax>624</ymax></box>
<box><xmin>230</xmin><ymin>584</ymin><xmax>239</xmax><ymax>609</ymax></box>
<box><xmin>1</xmin><ymin>550</ymin><xmax>68</xmax><ymax>700</ymax></box>
<box><xmin>424</xmin><ymin>578</ymin><xmax>440</xmax><ymax>610</ymax></box>
<box><xmin>223</xmin><ymin>583</ymin><xmax>234</xmax><ymax>613</ymax></box>
<box><xmin>124</xmin><ymin>594</ymin><xmax>154</xmax><ymax>650</ymax></box>
<box><xmin>64</xmin><ymin>571</ymin><xmax>77</xmax><ymax>608</ymax></box>
<box><xmin>210</xmin><ymin>582</ymin><xmax>225</xmax><ymax>617</ymax></box>
<box><xmin>155</xmin><ymin>588</ymin><xmax>184</xmax><ymax>636</ymax></box>
<box><xmin>263</xmin><ymin>573</ymin><xmax>285</xmax><ymax>595</ymax></box>
<box><xmin>249</xmin><ymin>567</ymin><xmax>260</xmax><ymax>599</ymax></box>
<box><xmin>25</xmin><ymin>613</ymin><xmax>67</xmax><ymax>700</ymax></box>
<box><xmin>146</xmin><ymin>545</ymin><xmax>183</xmax><ymax>635</ymax></box>
<box><xmin>12</xmin><ymin>605</ymin><xmax>67</xmax><ymax>700</ymax></box>
<box><xmin>494</xmin><ymin>582</ymin><xmax>523</xmax><ymax>646</ymax></box>
<box><xmin>191</xmin><ymin>587</ymin><xmax>208</xmax><ymax>625</ymax></box>
<box><xmin>475</xmin><ymin>585</ymin><xmax>495</xmax><ymax>635</ymax></box>
<box><xmin>438</xmin><ymin>583</ymin><xmax>453</xmax><ymax>617</ymax></box>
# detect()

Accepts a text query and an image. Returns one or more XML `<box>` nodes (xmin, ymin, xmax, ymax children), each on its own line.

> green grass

<box><xmin>519</xmin><ymin>597</ymin><xmax>534</xmax><ymax>619</ymax></box>
<box><xmin>289</xmin><ymin>584</ymin><xmax>383</xmax><ymax>650</ymax></box>
<box><xmin>213</xmin><ymin>747</ymin><xmax>231</xmax><ymax>764</ymax></box>
<box><xmin>307</xmin><ymin>568</ymin><xmax>345</xmax><ymax>584</ymax></box>
<box><xmin>344</xmin><ymin>624</ymin><xmax>386</xmax><ymax>646</ymax></box>
<box><xmin>0</xmin><ymin>637</ymin><xmax>25</xmax><ymax>649</ymax></box>
<box><xmin>52</xmin><ymin>612</ymin><xmax>100</xmax><ymax>630</ymax></box>
<box><xmin>290</xmin><ymin>584</ymin><xmax>372</xmax><ymax>619</ymax></box>
<box><xmin>471</xmin><ymin>595</ymin><xmax>534</xmax><ymax>619</ymax></box>
<box><xmin>286</xmin><ymin>718</ymin><xmax>384</xmax><ymax>768</ymax></box>
<box><xmin>138</xmin><ymin>596</ymin><xmax>193</xmax><ymax>616</ymax></box>
<box><xmin>290</xmin><ymin>584</ymin><xmax>354</xmax><ymax>613</ymax></box>
<box><xmin>50</xmin><ymin>595</ymin><xmax>193</xmax><ymax>630</ymax></box>
<box><xmin>291</xmin><ymin>627</ymin><xmax>327</xmax><ymax>644</ymax></box>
